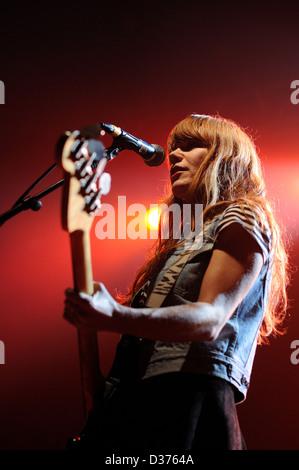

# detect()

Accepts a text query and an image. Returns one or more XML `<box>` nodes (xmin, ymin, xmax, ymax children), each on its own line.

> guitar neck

<box><xmin>70</xmin><ymin>229</ymin><xmax>105</xmax><ymax>417</ymax></box>
<box><xmin>70</xmin><ymin>230</ymin><xmax>94</xmax><ymax>295</ymax></box>
<box><xmin>58</xmin><ymin>131</ymin><xmax>109</xmax><ymax>420</ymax></box>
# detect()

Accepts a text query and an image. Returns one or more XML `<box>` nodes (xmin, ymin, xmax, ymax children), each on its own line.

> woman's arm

<box><xmin>64</xmin><ymin>223</ymin><xmax>264</xmax><ymax>342</ymax></box>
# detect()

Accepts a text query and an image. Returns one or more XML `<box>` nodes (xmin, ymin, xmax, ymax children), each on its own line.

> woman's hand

<box><xmin>64</xmin><ymin>282</ymin><xmax>120</xmax><ymax>332</ymax></box>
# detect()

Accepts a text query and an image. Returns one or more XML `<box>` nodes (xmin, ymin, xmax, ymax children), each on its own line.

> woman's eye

<box><xmin>180</xmin><ymin>141</ymin><xmax>197</xmax><ymax>151</ymax></box>
<box><xmin>170</xmin><ymin>139</ymin><xmax>205</xmax><ymax>152</ymax></box>
<box><xmin>182</xmin><ymin>143</ymin><xmax>194</xmax><ymax>150</ymax></box>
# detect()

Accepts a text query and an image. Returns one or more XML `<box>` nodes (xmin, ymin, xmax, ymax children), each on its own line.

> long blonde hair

<box><xmin>121</xmin><ymin>114</ymin><xmax>289</xmax><ymax>344</ymax></box>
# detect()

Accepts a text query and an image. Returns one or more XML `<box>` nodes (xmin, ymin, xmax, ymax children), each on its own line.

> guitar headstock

<box><xmin>56</xmin><ymin>130</ymin><xmax>111</xmax><ymax>234</ymax></box>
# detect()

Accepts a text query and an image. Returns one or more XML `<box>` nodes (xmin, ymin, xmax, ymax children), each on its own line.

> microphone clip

<box><xmin>104</xmin><ymin>145</ymin><xmax>121</xmax><ymax>161</ymax></box>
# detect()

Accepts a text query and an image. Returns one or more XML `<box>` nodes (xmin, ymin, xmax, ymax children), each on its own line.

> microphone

<box><xmin>100</xmin><ymin>122</ymin><xmax>165</xmax><ymax>167</ymax></box>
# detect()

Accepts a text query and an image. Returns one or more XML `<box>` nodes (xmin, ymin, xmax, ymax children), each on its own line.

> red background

<box><xmin>0</xmin><ymin>2</ymin><xmax>299</xmax><ymax>450</ymax></box>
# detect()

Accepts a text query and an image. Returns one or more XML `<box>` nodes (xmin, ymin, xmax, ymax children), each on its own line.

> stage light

<box><xmin>146</xmin><ymin>206</ymin><xmax>160</xmax><ymax>230</ymax></box>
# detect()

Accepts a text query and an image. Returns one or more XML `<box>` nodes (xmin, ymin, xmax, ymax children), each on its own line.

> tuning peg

<box><xmin>89</xmin><ymin>200</ymin><xmax>102</xmax><ymax>215</ymax></box>
<box><xmin>85</xmin><ymin>192</ymin><xmax>102</xmax><ymax>215</ymax></box>
<box><xmin>70</xmin><ymin>137</ymin><xmax>84</xmax><ymax>157</ymax></box>
<box><xmin>71</xmin><ymin>138</ymin><xmax>88</xmax><ymax>159</ymax></box>
<box><xmin>81</xmin><ymin>158</ymin><xmax>106</xmax><ymax>194</ymax></box>
<box><xmin>98</xmin><ymin>172</ymin><xmax>111</xmax><ymax>196</ymax></box>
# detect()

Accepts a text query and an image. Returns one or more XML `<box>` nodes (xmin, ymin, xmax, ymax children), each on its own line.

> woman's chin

<box><xmin>171</xmin><ymin>182</ymin><xmax>188</xmax><ymax>201</ymax></box>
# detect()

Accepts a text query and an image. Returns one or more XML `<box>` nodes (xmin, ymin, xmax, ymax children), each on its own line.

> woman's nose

<box><xmin>169</xmin><ymin>148</ymin><xmax>184</xmax><ymax>164</ymax></box>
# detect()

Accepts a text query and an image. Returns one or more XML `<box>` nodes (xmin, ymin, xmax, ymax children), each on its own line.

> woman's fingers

<box><xmin>63</xmin><ymin>282</ymin><xmax>116</xmax><ymax>331</ymax></box>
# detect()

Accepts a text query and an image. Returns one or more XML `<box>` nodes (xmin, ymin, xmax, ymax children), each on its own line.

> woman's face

<box><xmin>168</xmin><ymin>141</ymin><xmax>208</xmax><ymax>201</ymax></box>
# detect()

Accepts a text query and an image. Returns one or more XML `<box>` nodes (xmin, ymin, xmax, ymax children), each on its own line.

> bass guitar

<box><xmin>56</xmin><ymin>128</ymin><xmax>111</xmax><ymax>445</ymax></box>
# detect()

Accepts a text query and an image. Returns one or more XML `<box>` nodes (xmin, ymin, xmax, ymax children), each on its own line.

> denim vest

<box><xmin>109</xmin><ymin>208</ymin><xmax>272</xmax><ymax>403</ymax></box>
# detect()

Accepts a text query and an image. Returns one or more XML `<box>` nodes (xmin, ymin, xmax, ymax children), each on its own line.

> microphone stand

<box><xmin>0</xmin><ymin>178</ymin><xmax>64</xmax><ymax>226</ymax></box>
<box><xmin>0</xmin><ymin>164</ymin><xmax>63</xmax><ymax>227</ymax></box>
<box><xmin>0</xmin><ymin>144</ymin><xmax>120</xmax><ymax>228</ymax></box>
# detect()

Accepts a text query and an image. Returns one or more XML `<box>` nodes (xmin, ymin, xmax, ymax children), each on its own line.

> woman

<box><xmin>64</xmin><ymin>113</ymin><xmax>289</xmax><ymax>450</ymax></box>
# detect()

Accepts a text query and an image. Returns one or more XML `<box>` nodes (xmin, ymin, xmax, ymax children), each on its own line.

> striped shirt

<box><xmin>216</xmin><ymin>203</ymin><xmax>272</xmax><ymax>263</ymax></box>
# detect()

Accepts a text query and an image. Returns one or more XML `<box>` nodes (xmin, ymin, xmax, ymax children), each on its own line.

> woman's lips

<box><xmin>171</xmin><ymin>171</ymin><xmax>183</xmax><ymax>182</ymax></box>
<box><xmin>170</xmin><ymin>167</ymin><xmax>186</xmax><ymax>182</ymax></box>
